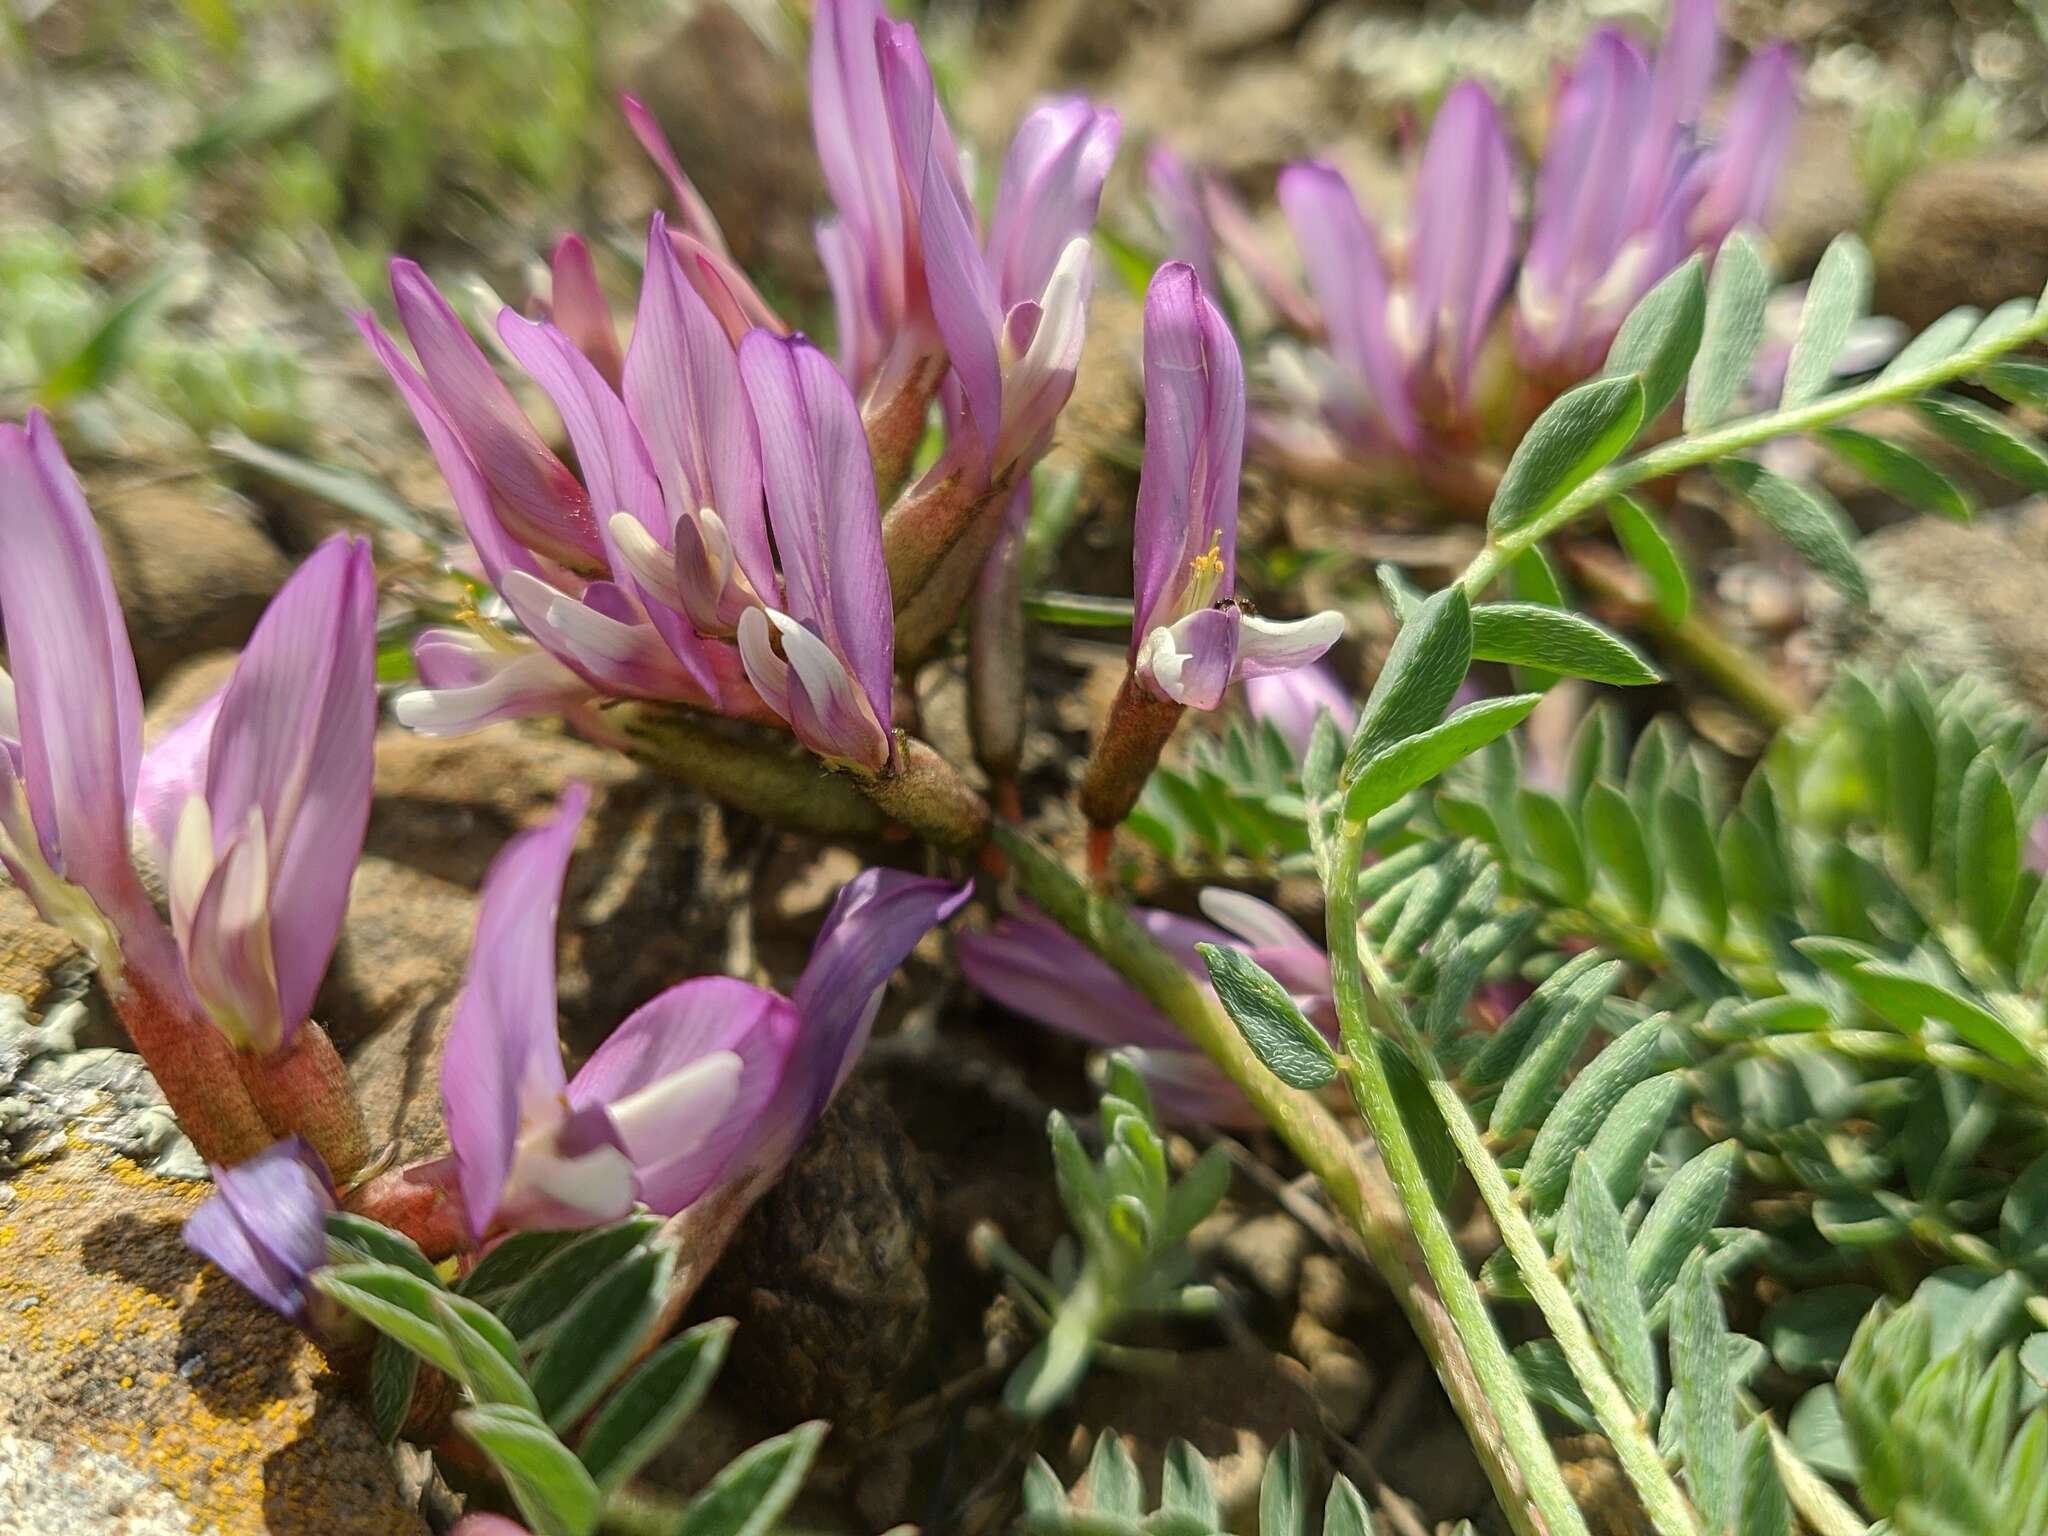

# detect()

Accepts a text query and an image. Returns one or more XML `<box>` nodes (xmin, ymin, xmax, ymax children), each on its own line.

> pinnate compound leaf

<box><xmin>1671</xmin><ymin>1253</ymin><xmax>1740</xmax><ymax>1533</ymax></box>
<box><xmin>432</xmin><ymin>1292</ymin><xmax>536</xmax><ymax>1412</ymax></box>
<box><xmin>495</xmin><ymin>1215</ymin><xmax>664</xmax><ymax>1341</ymax></box>
<box><xmin>314</xmin><ymin>1264</ymin><xmax>460</xmax><ymax>1376</ymax></box>
<box><xmin>1606</xmin><ymin>256</ymin><xmax>1707</xmax><ymax>422</ymax></box>
<box><xmin>1324</xmin><ymin>1474</ymin><xmax>1378</xmax><ymax>1536</ymax></box>
<box><xmin>1260</xmin><ymin>1435</ymin><xmax>1307</xmax><ymax>1536</ymax></box>
<box><xmin>1346</xmin><ymin>695</ymin><xmax>1541</xmax><ymax>825</ymax></box>
<box><xmin>1779</xmin><ymin>233</ymin><xmax>1873</xmax><ymax>410</ymax></box>
<box><xmin>1875</xmin><ymin>306</ymin><xmax>1981</xmax><ymax>386</ymax></box>
<box><xmin>1470</xmin><ymin>603</ymin><xmax>1660</xmax><ymax>686</ymax></box>
<box><xmin>1816</xmin><ymin>427</ymin><xmax>1971</xmax><ymax>522</ymax></box>
<box><xmin>1686</xmin><ymin>228</ymin><xmax>1771</xmax><ymax>432</ymax></box>
<box><xmin>1488</xmin><ymin>374</ymin><xmax>1646</xmax><ymax>531</ymax></box>
<box><xmin>1522</xmin><ymin>1015</ymin><xmax>1668</xmax><ymax>1210</ymax></box>
<box><xmin>1715</xmin><ymin>458</ymin><xmax>1867</xmax><ymax>605</ymax></box>
<box><xmin>530</xmin><ymin>1243</ymin><xmax>674</xmax><ymax>1431</ymax></box>
<box><xmin>1630</xmin><ymin>1142</ymin><xmax>1738</xmax><ymax>1321</ymax></box>
<box><xmin>1086</xmin><ymin>1431</ymin><xmax>1142</xmax><ymax>1517</ymax></box>
<box><xmin>1607</xmin><ymin>495</ymin><xmax>1692</xmax><ymax>623</ymax></box>
<box><xmin>1346</xmin><ymin>586</ymin><xmax>1473</xmax><ymax>779</ymax></box>
<box><xmin>577</xmin><ymin>1318</ymin><xmax>734</xmax><ymax>1494</ymax></box>
<box><xmin>1198</xmin><ymin>943</ymin><xmax>1337</xmax><ymax>1089</ymax></box>
<box><xmin>1161</xmin><ymin>1439</ymin><xmax>1219</xmax><ymax>1528</ymax></box>
<box><xmin>325</xmin><ymin>1212</ymin><xmax>441</xmax><ymax>1285</ymax></box>
<box><xmin>671</xmin><ymin>1422</ymin><xmax>826</xmax><ymax>1536</ymax></box>
<box><xmin>457</xmin><ymin>1404</ymin><xmax>602</xmax><ymax>1536</ymax></box>
<box><xmin>1915</xmin><ymin>394</ymin><xmax>2048</xmax><ymax>491</ymax></box>
<box><xmin>1566</xmin><ymin>1154</ymin><xmax>1659</xmax><ymax>1415</ymax></box>
<box><xmin>368</xmin><ymin>1334</ymin><xmax>419</xmax><ymax>1445</ymax></box>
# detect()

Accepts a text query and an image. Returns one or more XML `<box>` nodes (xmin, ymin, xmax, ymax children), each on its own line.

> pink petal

<box><xmin>986</xmin><ymin>97</ymin><xmax>1121</xmax><ymax>311</ymax></box>
<box><xmin>568</xmin><ymin>976</ymin><xmax>799</xmax><ymax>1214</ymax></box>
<box><xmin>182</xmin><ymin>1136</ymin><xmax>336</xmax><ymax>1320</ymax></box>
<box><xmin>1409</xmin><ymin>82</ymin><xmax>1517</xmax><ymax>397</ymax></box>
<box><xmin>547</xmin><ymin>235</ymin><xmax>623</xmax><ymax>390</ymax></box>
<box><xmin>620</xmin><ymin>93</ymin><xmax>732</xmax><ymax>257</ymax></box>
<box><xmin>442</xmin><ymin>785</ymin><xmax>587</xmax><ymax>1238</ymax></box>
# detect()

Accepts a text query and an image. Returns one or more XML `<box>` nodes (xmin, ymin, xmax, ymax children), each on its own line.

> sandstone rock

<box><xmin>1768</xmin><ymin>105</ymin><xmax>1868</xmax><ymax>276</ymax></box>
<box><xmin>1289</xmin><ymin>1313</ymin><xmax>1375</xmax><ymax>1437</ymax></box>
<box><xmin>1873</xmin><ymin>150</ymin><xmax>2048</xmax><ymax>333</ymax></box>
<box><xmin>92</xmin><ymin>483</ymin><xmax>290</xmax><ymax>690</ymax></box>
<box><xmin>1214</xmin><ymin>1210</ymin><xmax>1315</xmax><ymax>1315</ymax></box>
<box><xmin>1187</xmin><ymin>0</ymin><xmax>1311</xmax><ymax>57</ymax></box>
<box><xmin>0</xmin><ymin>1148</ymin><xmax>425</xmax><ymax>1535</ymax></box>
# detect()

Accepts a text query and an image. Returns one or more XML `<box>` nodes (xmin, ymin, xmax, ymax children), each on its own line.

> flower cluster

<box><xmin>1157</xmin><ymin>0</ymin><xmax>1799</xmax><ymax>495</ymax></box>
<box><xmin>187</xmin><ymin>787</ymin><xmax>967</xmax><ymax>1299</ymax></box>
<box><xmin>370</xmin><ymin>0</ymin><xmax>1116</xmax><ymax>775</ymax></box>
<box><xmin>0</xmin><ymin>414</ymin><xmax>376</xmax><ymax>1175</ymax></box>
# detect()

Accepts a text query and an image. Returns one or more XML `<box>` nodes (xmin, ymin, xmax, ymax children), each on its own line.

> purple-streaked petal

<box><xmin>548</xmin><ymin>235</ymin><xmax>623</xmax><ymax>390</ymax></box>
<box><xmin>736</xmin><ymin>331</ymin><xmax>893</xmax><ymax>732</ymax></box>
<box><xmin>986</xmin><ymin>97</ymin><xmax>1121</xmax><ymax>312</ymax></box>
<box><xmin>182</xmin><ymin>1136</ymin><xmax>336</xmax><ymax>1320</ymax></box>
<box><xmin>627</xmin><ymin>218</ymin><xmax>774</xmax><ymax>601</ymax></box>
<box><xmin>0</xmin><ymin>414</ymin><xmax>145</xmax><ymax>909</ymax></box>
<box><xmin>775</xmin><ymin>869</ymin><xmax>972</xmax><ymax>1147</ymax></box>
<box><xmin>1147</xmin><ymin>146</ymin><xmax>1218</xmax><ymax>294</ymax></box>
<box><xmin>388</xmin><ymin>261</ymin><xmax>604</xmax><ymax>572</ymax></box>
<box><xmin>1137</xmin><ymin>605</ymin><xmax>1240</xmax><ymax>711</ymax></box>
<box><xmin>620</xmin><ymin>93</ymin><xmax>732</xmax><ymax>257</ymax></box>
<box><xmin>1243</xmin><ymin>663</ymin><xmax>1356</xmax><ymax>754</ymax></box>
<box><xmin>1203</xmin><ymin>175</ymin><xmax>1321</xmax><ymax>336</ymax></box>
<box><xmin>1408</xmin><ymin>82</ymin><xmax>1516</xmax><ymax>396</ymax></box>
<box><xmin>442</xmin><ymin>785</ymin><xmax>587</xmax><ymax>1238</ymax></box>
<box><xmin>1651</xmin><ymin>0</ymin><xmax>1722</xmax><ymax>132</ymax></box>
<box><xmin>1693</xmin><ymin>46</ymin><xmax>1799</xmax><ymax>241</ymax></box>
<box><xmin>811</xmin><ymin>0</ymin><xmax>906</xmax><ymax>331</ymax></box>
<box><xmin>878</xmin><ymin>18</ymin><xmax>1005</xmax><ymax>469</ymax></box>
<box><xmin>818</xmin><ymin>218</ymin><xmax>884</xmax><ymax>386</ymax></box>
<box><xmin>397</xmin><ymin>632</ymin><xmax>593</xmax><ymax>736</ymax></box>
<box><xmin>1131</xmin><ymin>262</ymin><xmax>1245</xmax><ymax>643</ymax></box>
<box><xmin>197</xmin><ymin>536</ymin><xmax>376</xmax><ymax>1045</ymax></box>
<box><xmin>1233</xmin><ymin>609</ymin><xmax>1346</xmax><ymax>681</ymax></box>
<box><xmin>569</xmin><ymin>976</ymin><xmax>799</xmax><ymax>1214</ymax></box>
<box><xmin>1276</xmin><ymin>163</ymin><xmax>1418</xmax><ymax>452</ymax></box>
<box><xmin>959</xmin><ymin>917</ymin><xmax>1188</xmax><ymax>1056</ymax></box>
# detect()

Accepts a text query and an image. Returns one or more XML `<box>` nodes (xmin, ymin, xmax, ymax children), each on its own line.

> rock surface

<box><xmin>1872</xmin><ymin>150</ymin><xmax>2048</xmax><ymax>332</ymax></box>
<box><xmin>93</xmin><ymin>483</ymin><xmax>291</xmax><ymax>691</ymax></box>
<box><xmin>0</xmin><ymin>1148</ymin><xmax>425</xmax><ymax>1535</ymax></box>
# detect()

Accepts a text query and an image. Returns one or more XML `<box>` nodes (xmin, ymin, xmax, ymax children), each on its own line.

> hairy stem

<box><xmin>991</xmin><ymin>824</ymin><xmax>1562</xmax><ymax>1534</ymax></box>
<box><xmin>611</xmin><ymin>704</ymin><xmax>889</xmax><ymax>839</ymax></box>
<box><xmin>1341</xmin><ymin>914</ymin><xmax>1705</xmax><ymax>1536</ymax></box>
<box><xmin>1463</xmin><ymin>296</ymin><xmax>2048</xmax><ymax>598</ymax></box>
<box><xmin>1319</xmin><ymin>819</ymin><xmax>1594</xmax><ymax>1536</ymax></box>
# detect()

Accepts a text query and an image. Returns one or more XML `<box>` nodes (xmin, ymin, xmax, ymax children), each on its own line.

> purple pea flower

<box><xmin>1</xmin><ymin>418</ymin><xmax>374</xmax><ymax>1171</ymax></box>
<box><xmin>1129</xmin><ymin>264</ymin><xmax>1343</xmax><ymax>711</ymax></box>
<box><xmin>960</xmin><ymin>890</ymin><xmax>1334</xmax><ymax>1125</ymax></box>
<box><xmin>142</xmin><ymin>537</ymin><xmax>378</xmax><ymax>1056</ymax></box>
<box><xmin>1243</xmin><ymin>663</ymin><xmax>1359</xmax><ymax>755</ymax></box>
<box><xmin>182</xmin><ymin>1135</ymin><xmax>336</xmax><ymax>1322</ymax></box>
<box><xmin>443</xmin><ymin>784</ymin><xmax>968</xmax><ymax>1238</ymax></box>
<box><xmin>1517</xmin><ymin>0</ymin><xmax>1799</xmax><ymax>380</ymax></box>
<box><xmin>1276</xmin><ymin>82</ymin><xmax>1515</xmax><ymax>458</ymax></box>
<box><xmin>0</xmin><ymin>412</ymin><xmax>167</xmax><ymax>991</ymax></box>
<box><xmin>1147</xmin><ymin>147</ymin><xmax>1219</xmax><ymax>298</ymax></box>
<box><xmin>361</xmin><ymin>238</ymin><xmax>776</xmax><ymax>734</ymax></box>
<box><xmin>733</xmin><ymin>332</ymin><xmax>896</xmax><ymax>773</ymax></box>
<box><xmin>874</xmin><ymin>29</ymin><xmax>1113</xmax><ymax>485</ymax></box>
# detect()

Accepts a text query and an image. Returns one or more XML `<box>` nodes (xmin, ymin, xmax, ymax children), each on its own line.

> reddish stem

<box><xmin>238</xmin><ymin>1021</ymin><xmax>372</xmax><ymax>1181</ymax></box>
<box><xmin>113</xmin><ymin>978</ymin><xmax>274</xmax><ymax>1166</ymax></box>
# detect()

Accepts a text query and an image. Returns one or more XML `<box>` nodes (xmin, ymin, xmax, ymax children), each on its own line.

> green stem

<box><xmin>1340</xmin><ymin>928</ymin><xmax>1705</xmax><ymax>1536</ymax></box>
<box><xmin>1317</xmin><ymin>820</ymin><xmax>1593</xmax><ymax>1536</ymax></box>
<box><xmin>1462</xmin><ymin>298</ymin><xmax>2048</xmax><ymax>598</ymax></box>
<box><xmin>993</xmin><ymin>824</ymin><xmax>1564</xmax><ymax>1536</ymax></box>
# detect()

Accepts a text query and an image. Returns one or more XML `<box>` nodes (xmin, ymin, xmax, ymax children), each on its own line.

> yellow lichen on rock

<box><xmin>0</xmin><ymin>1149</ymin><xmax>426</xmax><ymax>1535</ymax></box>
